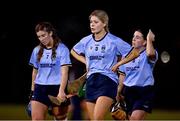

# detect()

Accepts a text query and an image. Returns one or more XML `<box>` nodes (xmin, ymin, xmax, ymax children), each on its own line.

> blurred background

<box><xmin>0</xmin><ymin>0</ymin><xmax>179</xmax><ymax>120</ymax></box>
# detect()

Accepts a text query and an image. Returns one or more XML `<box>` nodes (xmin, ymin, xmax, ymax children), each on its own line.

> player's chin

<box><xmin>132</xmin><ymin>44</ymin><xmax>135</xmax><ymax>47</ymax></box>
<box><xmin>132</xmin><ymin>45</ymin><xmax>138</xmax><ymax>49</ymax></box>
<box><xmin>41</xmin><ymin>39</ymin><xmax>49</xmax><ymax>46</ymax></box>
<box><xmin>91</xmin><ymin>29</ymin><xmax>97</xmax><ymax>34</ymax></box>
<box><xmin>41</xmin><ymin>42</ymin><xmax>47</xmax><ymax>46</ymax></box>
<box><xmin>41</xmin><ymin>42</ymin><xmax>48</xmax><ymax>46</ymax></box>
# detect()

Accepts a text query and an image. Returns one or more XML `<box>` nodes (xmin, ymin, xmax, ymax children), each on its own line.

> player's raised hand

<box><xmin>147</xmin><ymin>29</ymin><xmax>155</xmax><ymax>42</ymax></box>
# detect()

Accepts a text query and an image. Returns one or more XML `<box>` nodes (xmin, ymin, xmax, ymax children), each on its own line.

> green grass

<box><xmin>146</xmin><ymin>109</ymin><xmax>180</xmax><ymax>120</ymax></box>
<box><xmin>0</xmin><ymin>104</ymin><xmax>180</xmax><ymax>120</ymax></box>
<box><xmin>0</xmin><ymin>104</ymin><xmax>53</xmax><ymax>120</ymax></box>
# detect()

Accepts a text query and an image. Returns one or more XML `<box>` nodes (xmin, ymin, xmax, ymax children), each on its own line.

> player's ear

<box><xmin>49</xmin><ymin>31</ymin><xmax>53</xmax><ymax>36</ymax></box>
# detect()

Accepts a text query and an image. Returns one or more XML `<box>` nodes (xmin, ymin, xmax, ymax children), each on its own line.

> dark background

<box><xmin>0</xmin><ymin>1</ymin><xmax>179</xmax><ymax>109</ymax></box>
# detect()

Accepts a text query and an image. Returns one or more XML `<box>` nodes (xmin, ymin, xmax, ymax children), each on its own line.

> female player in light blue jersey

<box><xmin>114</xmin><ymin>28</ymin><xmax>158</xmax><ymax>120</ymax></box>
<box><xmin>29</xmin><ymin>22</ymin><xmax>71</xmax><ymax>120</ymax></box>
<box><xmin>71</xmin><ymin>9</ymin><xmax>132</xmax><ymax>120</ymax></box>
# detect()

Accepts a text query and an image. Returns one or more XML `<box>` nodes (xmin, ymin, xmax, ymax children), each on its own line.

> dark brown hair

<box><xmin>35</xmin><ymin>22</ymin><xmax>61</xmax><ymax>62</ymax></box>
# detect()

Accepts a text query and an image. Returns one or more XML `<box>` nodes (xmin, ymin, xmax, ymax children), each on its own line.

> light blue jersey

<box><xmin>29</xmin><ymin>43</ymin><xmax>71</xmax><ymax>85</ymax></box>
<box><xmin>119</xmin><ymin>49</ymin><xmax>158</xmax><ymax>86</ymax></box>
<box><xmin>73</xmin><ymin>33</ymin><xmax>131</xmax><ymax>83</ymax></box>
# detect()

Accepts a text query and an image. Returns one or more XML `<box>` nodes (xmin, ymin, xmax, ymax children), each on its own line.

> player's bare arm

<box><xmin>58</xmin><ymin>65</ymin><xmax>69</xmax><ymax>102</ymax></box>
<box><xmin>112</xmin><ymin>48</ymin><xmax>140</xmax><ymax>72</ymax></box>
<box><xmin>146</xmin><ymin>29</ymin><xmax>156</xmax><ymax>60</ymax></box>
<box><xmin>116</xmin><ymin>72</ymin><xmax>125</xmax><ymax>101</ymax></box>
<box><xmin>31</xmin><ymin>68</ymin><xmax>38</xmax><ymax>91</ymax></box>
<box><xmin>71</xmin><ymin>49</ymin><xmax>86</xmax><ymax>64</ymax></box>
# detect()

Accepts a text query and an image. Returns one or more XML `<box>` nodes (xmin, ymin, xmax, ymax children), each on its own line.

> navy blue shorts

<box><xmin>85</xmin><ymin>73</ymin><xmax>118</xmax><ymax>102</ymax></box>
<box><xmin>122</xmin><ymin>85</ymin><xmax>154</xmax><ymax>115</ymax></box>
<box><xmin>31</xmin><ymin>84</ymin><xmax>70</xmax><ymax>107</ymax></box>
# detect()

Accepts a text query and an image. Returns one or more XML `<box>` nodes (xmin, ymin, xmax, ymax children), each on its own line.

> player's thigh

<box><xmin>94</xmin><ymin>96</ymin><xmax>113</xmax><ymax>119</ymax></box>
<box><xmin>31</xmin><ymin>100</ymin><xmax>48</xmax><ymax>119</ymax></box>
<box><xmin>86</xmin><ymin>101</ymin><xmax>95</xmax><ymax>120</ymax></box>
